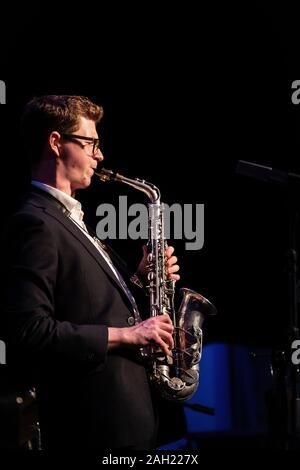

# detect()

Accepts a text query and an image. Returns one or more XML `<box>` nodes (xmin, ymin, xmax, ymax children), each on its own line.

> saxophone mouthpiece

<box><xmin>94</xmin><ymin>168</ymin><xmax>115</xmax><ymax>182</ymax></box>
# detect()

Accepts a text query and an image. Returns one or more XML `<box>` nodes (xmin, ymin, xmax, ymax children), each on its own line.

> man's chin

<box><xmin>72</xmin><ymin>177</ymin><xmax>92</xmax><ymax>192</ymax></box>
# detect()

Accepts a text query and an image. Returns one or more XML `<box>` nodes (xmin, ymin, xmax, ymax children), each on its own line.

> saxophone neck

<box><xmin>95</xmin><ymin>168</ymin><xmax>160</xmax><ymax>203</ymax></box>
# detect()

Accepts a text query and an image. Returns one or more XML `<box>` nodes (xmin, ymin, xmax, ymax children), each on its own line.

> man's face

<box><xmin>58</xmin><ymin>116</ymin><xmax>103</xmax><ymax>193</ymax></box>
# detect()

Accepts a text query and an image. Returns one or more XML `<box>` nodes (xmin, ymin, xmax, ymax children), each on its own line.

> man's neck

<box><xmin>31</xmin><ymin>171</ymin><xmax>73</xmax><ymax>197</ymax></box>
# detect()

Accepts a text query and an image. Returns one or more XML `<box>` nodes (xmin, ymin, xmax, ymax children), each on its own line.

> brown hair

<box><xmin>21</xmin><ymin>95</ymin><xmax>104</xmax><ymax>166</ymax></box>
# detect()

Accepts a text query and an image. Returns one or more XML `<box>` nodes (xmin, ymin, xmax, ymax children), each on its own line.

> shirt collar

<box><xmin>31</xmin><ymin>180</ymin><xmax>83</xmax><ymax>220</ymax></box>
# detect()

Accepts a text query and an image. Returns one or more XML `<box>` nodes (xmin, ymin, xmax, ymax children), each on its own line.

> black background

<box><xmin>1</xmin><ymin>1</ymin><xmax>300</xmax><ymax>348</ymax></box>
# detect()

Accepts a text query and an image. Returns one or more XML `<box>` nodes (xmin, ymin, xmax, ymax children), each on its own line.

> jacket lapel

<box><xmin>26</xmin><ymin>190</ymin><xmax>135</xmax><ymax>309</ymax></box>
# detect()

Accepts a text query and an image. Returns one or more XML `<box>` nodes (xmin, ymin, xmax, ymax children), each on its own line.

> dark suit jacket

<box><xmin>2</xmin><ymin>187</ymin><xmax>156</xmax><ymax>450</ymax></box>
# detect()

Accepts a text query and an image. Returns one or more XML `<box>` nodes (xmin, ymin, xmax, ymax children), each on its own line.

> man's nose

<box><xmin>94</xmin><ymin>148</ymin><xmax>104</xmax><ymax>161</ymax></box>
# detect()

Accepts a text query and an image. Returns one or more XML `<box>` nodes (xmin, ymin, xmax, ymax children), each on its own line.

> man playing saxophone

<box><xmin>2</xmin><ymin>95</ymin><xmax>181</xmax><ymax>451</ymax></box>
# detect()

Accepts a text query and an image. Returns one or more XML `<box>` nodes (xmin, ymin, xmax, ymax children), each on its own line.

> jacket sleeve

<box><xmin>2</xmin><ymin>212</ymin><xmax>108</xmax><ymax>365</ymax></box>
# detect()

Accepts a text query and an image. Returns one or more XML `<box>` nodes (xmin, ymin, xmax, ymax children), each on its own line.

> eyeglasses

<box><xmin>61</xmin><ymin>133</ymin><xmax>100</xmax><ymax>156</ymax></box>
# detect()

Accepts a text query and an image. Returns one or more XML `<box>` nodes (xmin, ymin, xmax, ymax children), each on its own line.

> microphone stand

<box><xmin>236</xmin><ymin>160</ymin><xmax>300</xmax><ymax>448</ymax></box>
<box><xmin>286</xmin><ymin>189</ymin><xmax>300</xmax><ymax>447</ymax></box>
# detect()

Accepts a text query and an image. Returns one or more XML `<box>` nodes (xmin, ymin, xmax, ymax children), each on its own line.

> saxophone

<box><xmin>95</xmin><ymin>168</ymin><xmax>217</xmax><ymax>401</ymax></box>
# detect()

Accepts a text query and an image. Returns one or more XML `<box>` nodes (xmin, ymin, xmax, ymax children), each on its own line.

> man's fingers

<box><xmin>154</xmin><ymin>315</ymin><xmax>173</xmax><ymax>327</ymax></box>
<box><xmin>165</xmin><ymin>246</ymin><xmax>175</xmax><ymax>258</ymax></box>
<box><xmin>146</xmin><ymin>316</ymin><xmax>175</xmax><ymax>350</ymax></box>
<box><xmin>157</xmin><ymin>329</ymin><xmax>174</xmax><ymax>350</ymax></box>
<box><xmin>152</xmin><ymin>335</ymin><xmax>173</xmax><ymax>356</ymax></box>
<box><xmin>167</xmin><ymin>264</ymin><xmax>180</xmax><ymax>274</ymax></box>
<box><xmin>164</xmin><ymin>246</ymin><xmax>180</xmax><ymax>281</ymax></box>
<box><xmin>166</xmin><ymin>255</ymin><xmax>177</xmax><ymax>267</ymax></box>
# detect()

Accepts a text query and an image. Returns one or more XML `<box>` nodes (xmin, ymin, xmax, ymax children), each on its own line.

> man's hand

<box><xmin>136</xmin><ymin>245</ymin><xmax>180</xmax><ymax>282</ymax></box>
<box><xmin>108</xmin><ymin>315</ymin><xmax>174</xmax><ymax>357</ymax></box>
<box><xmin>165</xmin><ymin>245</ymin><xmax>180</xmax><ymax>281</ymax></box>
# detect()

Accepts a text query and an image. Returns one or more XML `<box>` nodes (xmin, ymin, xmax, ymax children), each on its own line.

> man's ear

<box><xmin>49</xmin><ymin>131</ymin><xmax>61</xmax><ymax>157</ymax></box>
